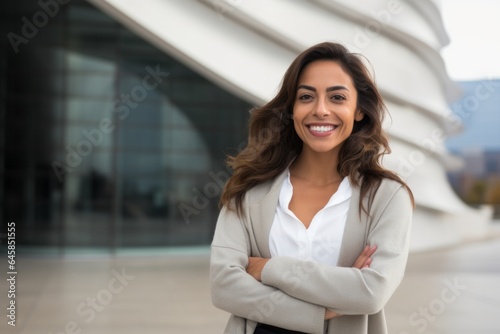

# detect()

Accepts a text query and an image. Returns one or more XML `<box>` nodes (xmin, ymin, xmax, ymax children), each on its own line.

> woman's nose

<box><xmin>314</xmin><ymin>98</ymin><xmax>330</xmax><ymax>117</ymax></box>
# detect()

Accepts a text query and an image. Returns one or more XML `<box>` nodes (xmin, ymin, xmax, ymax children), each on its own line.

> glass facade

<box><xmin>1</xmin><ymin>1</ymin><xmax>251</xmax><ymax>251</ymax></box>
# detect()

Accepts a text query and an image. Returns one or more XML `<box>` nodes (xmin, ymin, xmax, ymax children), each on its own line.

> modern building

<box><xmin>447</xmin><ymin>80</ymin><xmax>500</xmax><ymax>217</ymax></box>
<box><xmin>1</xmin><ymin>0</ymin><xmax>491</xmax><ymax>253</ymax></box>
<box><xmin>1</xmin><ymin>0</ymin><xmax>252</xmax><ymax>251</ymax></box>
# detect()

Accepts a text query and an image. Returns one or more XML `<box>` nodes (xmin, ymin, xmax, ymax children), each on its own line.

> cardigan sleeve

<box><xmin>260</xmin><ymin>185</ymin><xmax>413</xmax><ymax>315</ymax></box>
<box><xmin>210</xmin><ymin>204</ymin><xmax>326</xmax><ymax>333</ymax></box>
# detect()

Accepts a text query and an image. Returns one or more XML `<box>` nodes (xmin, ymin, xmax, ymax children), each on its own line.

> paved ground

<box><xmin>1</xmin><ymin>237</ymin><xmax>500</xmax><ymax>334</ymax></box>
<box><xmin>386</xmin><ymin>237</ymin><xmax>500</xmax><ymax>334</ymax></box>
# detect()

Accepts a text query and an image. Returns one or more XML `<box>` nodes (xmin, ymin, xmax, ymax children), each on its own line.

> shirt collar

<box><xmin>282</xmin><ymin>169</ymin><xmax>352</xmax><ymax>209</ymax></box>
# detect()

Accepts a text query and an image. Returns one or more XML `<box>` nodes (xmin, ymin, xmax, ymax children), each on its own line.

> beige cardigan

<box><xmin>210</xmin><ymin>170</ymin><xmax>413</xmax><ymax>333</ymax></box>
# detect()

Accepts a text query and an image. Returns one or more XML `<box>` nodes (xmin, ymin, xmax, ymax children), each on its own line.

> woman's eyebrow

<box><xmin>297</xmin><ymin>84</ymin><xmax>349</xmax><ymax>92</ymax></box>
<box><xmin>326</xmin><ymin>85</ymin><xmax>349</xmax><ymax>92</ymax></box>
<box><xmin>297</xmin><ymin>84</ymin><xmax>316</xmax><ymax>92</ymax></box>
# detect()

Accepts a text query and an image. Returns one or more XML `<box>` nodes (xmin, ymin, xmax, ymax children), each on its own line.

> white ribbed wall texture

<box><xmin>88</xmin><ymin>0</ymin><xmax>492</xmax><ymax>251</ymax></box>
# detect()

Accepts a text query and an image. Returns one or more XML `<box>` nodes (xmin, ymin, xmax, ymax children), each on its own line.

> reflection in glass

<box><xmin>0</xmin><ymin>0</ymin><xmax>251</xmax><ymax>251</ymax></box>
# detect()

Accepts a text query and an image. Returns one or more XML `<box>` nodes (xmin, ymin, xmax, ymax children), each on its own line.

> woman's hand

<box><xmin>324</xmin><ymin>244</ymin><xmax>377</xmax><ymax>320</ymax></box>
<box><xmin>353</xmin><ymin>245</ymin><xmax>377</xmax><ymax>269</ymax></box>
<box><xmin>325</xmin><ymin>309</ymin><xmax>343</xmax><ymax>320</ymax></box>
<box><xmin>247</xmin><ymin>245</ymin><xmax>377</xmax><ymax>319</ymax></box>
<box><xmin>246</xmin><ymin>257</ymin><xmax>270</xmax><ymax>281</ymax></box>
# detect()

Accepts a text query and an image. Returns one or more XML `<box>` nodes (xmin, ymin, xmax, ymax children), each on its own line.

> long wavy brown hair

<box><xmin>220</xmin><ymin>42</ymin><xmax>414</xmax><ymax>215</ymax></box>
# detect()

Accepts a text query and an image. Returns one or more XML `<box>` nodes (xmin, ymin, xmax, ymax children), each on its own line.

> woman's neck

<box><xmin>290</xmin><ymin>149</ymin><xmax>342</xmax><ymax>186</ymax></box>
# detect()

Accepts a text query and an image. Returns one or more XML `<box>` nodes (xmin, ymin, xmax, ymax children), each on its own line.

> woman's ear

<box><xmin>355</xmin><ymin>109</ymin><xmax>365</xmax><ymax>121</ymax></box>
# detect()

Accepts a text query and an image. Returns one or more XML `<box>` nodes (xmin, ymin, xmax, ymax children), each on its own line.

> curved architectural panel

<box><xmin>330</xmin><ymin>0</ymin><xmax>448</xmax><ymax>49</ymax></box>
<box><xmin>89</xmin><ymin>0</ymin><xmax>491</xmax><ymax>250</ymax></box>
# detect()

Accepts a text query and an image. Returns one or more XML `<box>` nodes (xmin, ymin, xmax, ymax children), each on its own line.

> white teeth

<box><xmin>310</xmin><ymin>125</ymin><xmax>335</xmax><ymax>132</ymax></box>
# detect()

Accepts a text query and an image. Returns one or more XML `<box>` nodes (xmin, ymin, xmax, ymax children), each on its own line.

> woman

<box><xmin>210</xmin><ymin>42</ymin><xmax>414</xmax><ymax>334</ymax></box>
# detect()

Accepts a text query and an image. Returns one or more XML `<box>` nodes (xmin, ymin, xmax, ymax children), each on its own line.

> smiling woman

<box><xmin>211</xmin><ymin>42</ymin><xmax>415</xmax><ymax>334</ymax></box>
<box><xmin>293</xmin><ymin>60</ymin><xmax>363</xmax><ymax>156</ymax></box>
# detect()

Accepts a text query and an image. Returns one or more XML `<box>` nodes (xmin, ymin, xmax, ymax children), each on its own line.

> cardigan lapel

<box><xmin>336</xmin><ymin>182</ymin><xmax>368</xmax><ymax>267</ymax></box>
<box><xmin>249</xmin><ymin>170</ymin><xmax>287</xmax><ymax>258</ymax></box>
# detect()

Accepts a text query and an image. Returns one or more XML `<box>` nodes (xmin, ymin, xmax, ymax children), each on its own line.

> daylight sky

<box><xmin>440</xmin><ymin>0</ymin><xmax>500</xmax><ymax>81</ymax></box>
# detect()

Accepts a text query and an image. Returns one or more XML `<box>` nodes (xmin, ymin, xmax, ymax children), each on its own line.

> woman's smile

<box><xmin>307</xmin><ymin>123</ymin><xmax>339</xmax><ymax>137</ymax></box>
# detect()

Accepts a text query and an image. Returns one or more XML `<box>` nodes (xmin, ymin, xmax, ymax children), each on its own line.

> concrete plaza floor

<box><xmin>2</xmin><ymin>237</ymin><xmax>500</xmax><ymax>334</ymax></box>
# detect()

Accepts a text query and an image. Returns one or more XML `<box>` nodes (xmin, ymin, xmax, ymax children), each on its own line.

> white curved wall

<box><xmin>88</xmin><ymin>0</ymin><xmax>491</xmax><ymax>251</ymax></box>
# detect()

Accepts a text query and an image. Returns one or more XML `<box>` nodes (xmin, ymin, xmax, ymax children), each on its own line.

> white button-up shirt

<box><xmin>269</xmin><ymin>170</ymin><xmax>351</xmax><ymax>266</ymax></box>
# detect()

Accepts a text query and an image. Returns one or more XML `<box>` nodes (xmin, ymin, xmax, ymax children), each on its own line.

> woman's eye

<box><xmin>331</xmin><ymin>94</ymin><xmax>346</xmax><ymax>101</ymax></box>
<box><xmin>298</xmin><ymin>94</ymin><xmax>313</xmax><ymax>101</ymax></box>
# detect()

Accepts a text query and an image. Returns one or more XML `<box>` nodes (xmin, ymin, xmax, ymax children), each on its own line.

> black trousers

<box><xmin>254</xmin><ymin>323</ymin><xmax>307</xmax><ymax>334</ymax></box>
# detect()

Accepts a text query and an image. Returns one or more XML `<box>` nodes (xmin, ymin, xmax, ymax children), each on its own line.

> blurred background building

<box><xmin>0</xmin><ymin>0</ymin><xmax>493</xmax><ymax>253</ymax></box>
<box><xmin>447</xmin><ymin>80</ymin><xmax>500</xmax><ymax>218</ymax></box>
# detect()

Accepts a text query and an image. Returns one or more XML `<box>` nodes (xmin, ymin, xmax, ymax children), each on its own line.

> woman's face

<box><xmin>292</xmin><ymin>60</ymin><xmax>364</xmax><ymax>156</ymax></box>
